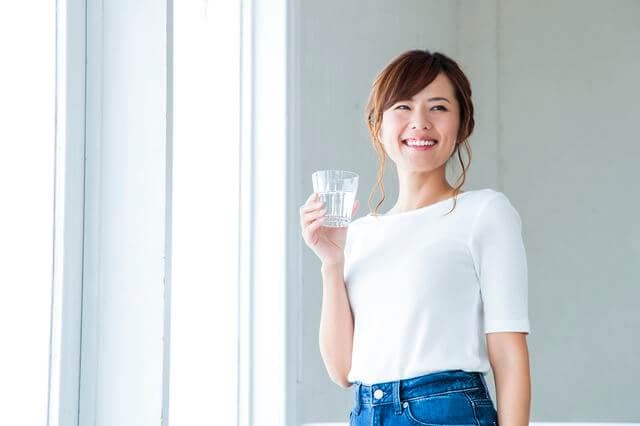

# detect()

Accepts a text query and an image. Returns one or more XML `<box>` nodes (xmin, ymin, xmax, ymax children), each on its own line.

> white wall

<box><xmin>293</xmin><ymin>0</ymin><xmax>640</xmax><ymax>422</ymax></box>
<box><xmin>496</xmin><ymin>1</ymin><xmax>640</xmax><ymax>419</ymax></box>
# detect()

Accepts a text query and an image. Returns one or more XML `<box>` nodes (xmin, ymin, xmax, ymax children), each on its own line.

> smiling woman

<box><xmin>365</xmin><ymin>50</ymin><xmax>475</xmax><ymax>217</ymax></box>
<box><xmin>300</xmin><ymin>49</ymin><xmax>531</xmax><ymax>426</ymax></box>
<box><xmin>298</xmin><ymin>1</ymin><xmax>640</xmax><ymax>423</ymax></box>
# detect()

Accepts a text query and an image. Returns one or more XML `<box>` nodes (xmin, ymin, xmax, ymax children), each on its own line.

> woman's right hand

<box><xmin>299</xmin><ymin>192</ymin><xmax>359</xmax><ymax>266</ymax></box>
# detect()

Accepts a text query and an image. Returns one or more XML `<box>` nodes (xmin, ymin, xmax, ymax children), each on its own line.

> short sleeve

<box><xmin>469</xmin><ymin>192</ymin><xmax>530</xmax><ymax>335</ymax></box>
<box><xmin>344</xmin><ymin>227</ymin><xmax>353</xmax><ymax>259</ymax></box>
<box><xmin>343</xmin><ymin>219</ymin><xmax>360</xmax><ymax>276</ymax></box>
<box><xmin>344</xmin><ymin>216</ymin><xmax>365</xmax><ymax>261</ymax></box>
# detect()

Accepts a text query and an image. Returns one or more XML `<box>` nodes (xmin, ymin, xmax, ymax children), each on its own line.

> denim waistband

<box><xmin>351</xmin><ymin>369</ymin><xmax>487</xmax><ymax>416</ymax></box>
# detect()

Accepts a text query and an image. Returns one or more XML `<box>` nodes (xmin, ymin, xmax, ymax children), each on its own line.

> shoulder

<box><xmin>466</xmin><ymin>187</ymin><xmax>506</xmax><ymax>203</ymax></box>
<box><xmin>470</xmin><ymin>188</ymin><xmax>519</xmax><ymax>215</ymax></box>
<box><xmin>470</xmin><ymin>189</ymin><xmax>523</xmax><ymax>235</ymax></box>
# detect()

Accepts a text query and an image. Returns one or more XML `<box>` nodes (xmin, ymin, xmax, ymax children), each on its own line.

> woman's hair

<box><xmin>364</xmin><ymin>49</ymin><xmax>475</xmax><ymax>216</ymax></box>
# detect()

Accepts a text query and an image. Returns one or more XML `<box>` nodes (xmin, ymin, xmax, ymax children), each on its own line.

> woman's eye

<box><xmin>395</xmin><ymin>104</ymin><xmax>447</xmax><ymax>111</ymax></box>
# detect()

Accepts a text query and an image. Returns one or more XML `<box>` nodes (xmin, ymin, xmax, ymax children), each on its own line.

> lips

<box><xmin>402</xmin><ymin>140</ymin><xmax>438</xmax><ymax>151</ymax></box>
<box><xmin>402</xmin><ymin>139</ymin><xmax>438</xmax><ymax>144</ymax></box>
<box><xmin>402</xmin><ymin>137</ymin><xmax>439</xmax><ymax>144</ymax></box>
<box><xmin>402</xmin><ymin>139</ymin><xmax>439</xmax><ymax>148</ymax></box>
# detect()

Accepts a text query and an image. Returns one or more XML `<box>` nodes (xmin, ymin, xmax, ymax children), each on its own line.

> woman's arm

<box><xmin>487</xmin><ymin>332</ymin><xmax>531</xmax><ymax>426</ymax></box>
<box><xmin>318</xmin><ymin>261</ymin><xmax>354</xmax><ymax>388</ymax></box>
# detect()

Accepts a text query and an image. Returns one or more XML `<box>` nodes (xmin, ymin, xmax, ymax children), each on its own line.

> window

<box><xmin>0</xmin><ymin>3</ymin><xmax>56</xmax><ymax>425</ymax></box>
<box><xmin>169</xmin><ymin>2</ymin><xmax>241</xmax><ymax>424</ymax></box>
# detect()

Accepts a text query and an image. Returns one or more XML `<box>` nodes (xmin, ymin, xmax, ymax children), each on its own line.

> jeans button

<box><xmin>373</xmin><ymin>389</ymin><xmax>384</xmax><ymax>399</ymax></box>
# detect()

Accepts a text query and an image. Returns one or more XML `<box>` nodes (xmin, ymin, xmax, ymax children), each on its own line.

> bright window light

<box><xmin>0</xmin><ymin>2</ymin><xmax>55</xmax><ymax>425</ymax></box>
<box><xmin>170</xmin><ymin>1</ymin><xmax>241</xmax><ymax>424</ymax></box>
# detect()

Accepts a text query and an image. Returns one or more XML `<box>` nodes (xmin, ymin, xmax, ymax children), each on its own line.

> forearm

<box><xmin>318</xmin><ymin>261</ymin><xmax>354</xmax><ymax>388</ymax></box>
<box><xmin>492</xmin><ymin>355</ymin><xmax>531</xmax><ymax>426</ymax></box>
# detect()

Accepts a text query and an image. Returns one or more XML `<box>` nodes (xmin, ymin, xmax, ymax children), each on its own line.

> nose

<box><xmin>411</xmin><ymin>121</ymin><xmax>432</xmax><ymax>130</ymax></box>
<box><xmin>411</xmin><ymin>114</ymin><xmax>432</xmax><ymax>130</ymax></box>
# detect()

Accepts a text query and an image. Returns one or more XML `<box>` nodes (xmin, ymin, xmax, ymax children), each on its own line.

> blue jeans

<box><xmin>349</xmin><ymin>369</ymin><xmax>498</xmax><ymax>426</ymax></box>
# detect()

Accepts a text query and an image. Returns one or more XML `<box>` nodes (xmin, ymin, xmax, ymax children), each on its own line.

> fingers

<box><xmin>300</xmin><ymin>199</ymin><xmax>324</xmax><ymax>215</ymax></box>
<box><xmin>307</xmin><ymin>214</ymin><xmax>326</xmax><ymax>232</ymax></box>
<box><xmin>301</xmin><ymin>205</ymin><xmax>326</xmax><ymax>227</ymax></box>
<box><xmin>306</xmin><ymin>192</ymin><xmax>317</xmax><ymax>204</ymax></box>
<box><xmin>299</xmin><ymin>193</ymin><xmax>327</xmax><ymax>238</ymax></box>
<box><xmin>300</xmin><ymin>193</ymin><xmax>324</xmax><ymax>217</ymax></box>
<box><xmin>301</xmin><ymin>214</ymin><xmax>325</xmax><ymax>246</ymax></box>
<box><xmin>301</xmin><ymin>206</ymin><xmax>326</xmax><ymax>244</ymax></box>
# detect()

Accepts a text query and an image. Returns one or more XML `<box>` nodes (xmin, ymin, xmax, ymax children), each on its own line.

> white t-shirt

<box><xmin>343</xmin><ymin>188</ymin><xmax>530</xmax><ymax>385</ymax></box>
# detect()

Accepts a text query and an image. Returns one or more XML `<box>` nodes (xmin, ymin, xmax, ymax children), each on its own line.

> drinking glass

<box><xmin>311</xmin><ymin>170</ymin><xmax>359</xmax><ymax>227</ymax></box>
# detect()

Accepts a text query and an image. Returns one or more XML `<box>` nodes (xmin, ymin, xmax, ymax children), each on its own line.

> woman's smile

<box><xmin>402</xmin><ymin>138</ymin><xmax>439</xmax><ymax>150</ymax></box>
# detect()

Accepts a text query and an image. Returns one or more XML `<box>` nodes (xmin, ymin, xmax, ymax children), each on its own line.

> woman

<box><xmin>300</xmin><ymin>49</ymin><xmax>531</xmax><ymax>426</ymax></box>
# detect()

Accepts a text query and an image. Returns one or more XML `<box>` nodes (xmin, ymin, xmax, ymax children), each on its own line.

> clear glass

<box><xmin>311</xmin><ymin>170</ymin><xmax>359</xmax><ymax>227</ymax></box>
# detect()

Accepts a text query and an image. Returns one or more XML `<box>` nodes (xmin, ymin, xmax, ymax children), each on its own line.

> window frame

<box><xmin>48</xmin><ymin>0</ymin><xmax>86</xmax><ymax>425</ymax></box>
<box><xmin>49</xmin><ymin>0</ymin><xmax>294</xmax><ymax>424</ymax></box>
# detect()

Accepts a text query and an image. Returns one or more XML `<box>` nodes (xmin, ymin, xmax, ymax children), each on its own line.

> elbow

<box><xmin>319</xmin><ymin>346</ymin><xmax>353</xmax><ymax>389</ymax></box>
<box><xmin>331</xmin><ymin>374</ymin><xmax>352</xmax><ymax>389</ymax></box>
<box><xmin>323</xmin><ymin>357</ymin><xmax>352</xmax><ymax>388</ymax></box>
<box><xmin>325</xmin><ymin>365</ymin><xmax>351</xmax><ymax>389</ymax></box>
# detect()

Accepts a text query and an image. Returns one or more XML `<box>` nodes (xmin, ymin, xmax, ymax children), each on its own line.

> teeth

<box><xmin>405</xmin><ymin>139</ymin><xmax>437</xmax><ymax>146</ymax></box>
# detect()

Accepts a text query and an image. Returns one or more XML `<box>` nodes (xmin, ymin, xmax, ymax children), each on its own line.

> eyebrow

<box><xmin>409</xmin><ymin>96</ymin><xmax>451</xmax><ymax>104</ymax></box>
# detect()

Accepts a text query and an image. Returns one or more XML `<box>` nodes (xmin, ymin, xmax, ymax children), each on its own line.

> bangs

<box><xmin>380</xmin><ymin>54</ymin><xmax>442</xmax><ymax>111</ymax></box>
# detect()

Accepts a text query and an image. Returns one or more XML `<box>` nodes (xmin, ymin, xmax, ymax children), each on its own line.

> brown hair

<box><xmin>365</xmin><ymin>49</ymin><xmax>475</xmax><ymax>216</ymax></box>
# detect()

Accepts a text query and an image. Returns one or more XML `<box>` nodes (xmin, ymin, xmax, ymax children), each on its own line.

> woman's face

<box><xmin>379</xmin><ymin>72</ymin><xmax>461</xmax><ymax>174</ymax></box>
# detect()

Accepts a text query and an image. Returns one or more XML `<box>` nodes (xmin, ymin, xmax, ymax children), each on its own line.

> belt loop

<box><xmin>478</xmin><ymin>372</ymin><xmax>489</xmax><ymax>396</ymax></box>
<box><xmin>353</xmin><ymin>382</ymin><xmax>361</xmax><ymax>415</ymax></box>
<box><xmin>392</xmin><ymin>380</ymin><xmax>401</xmax><ymax>414</ymax></box>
